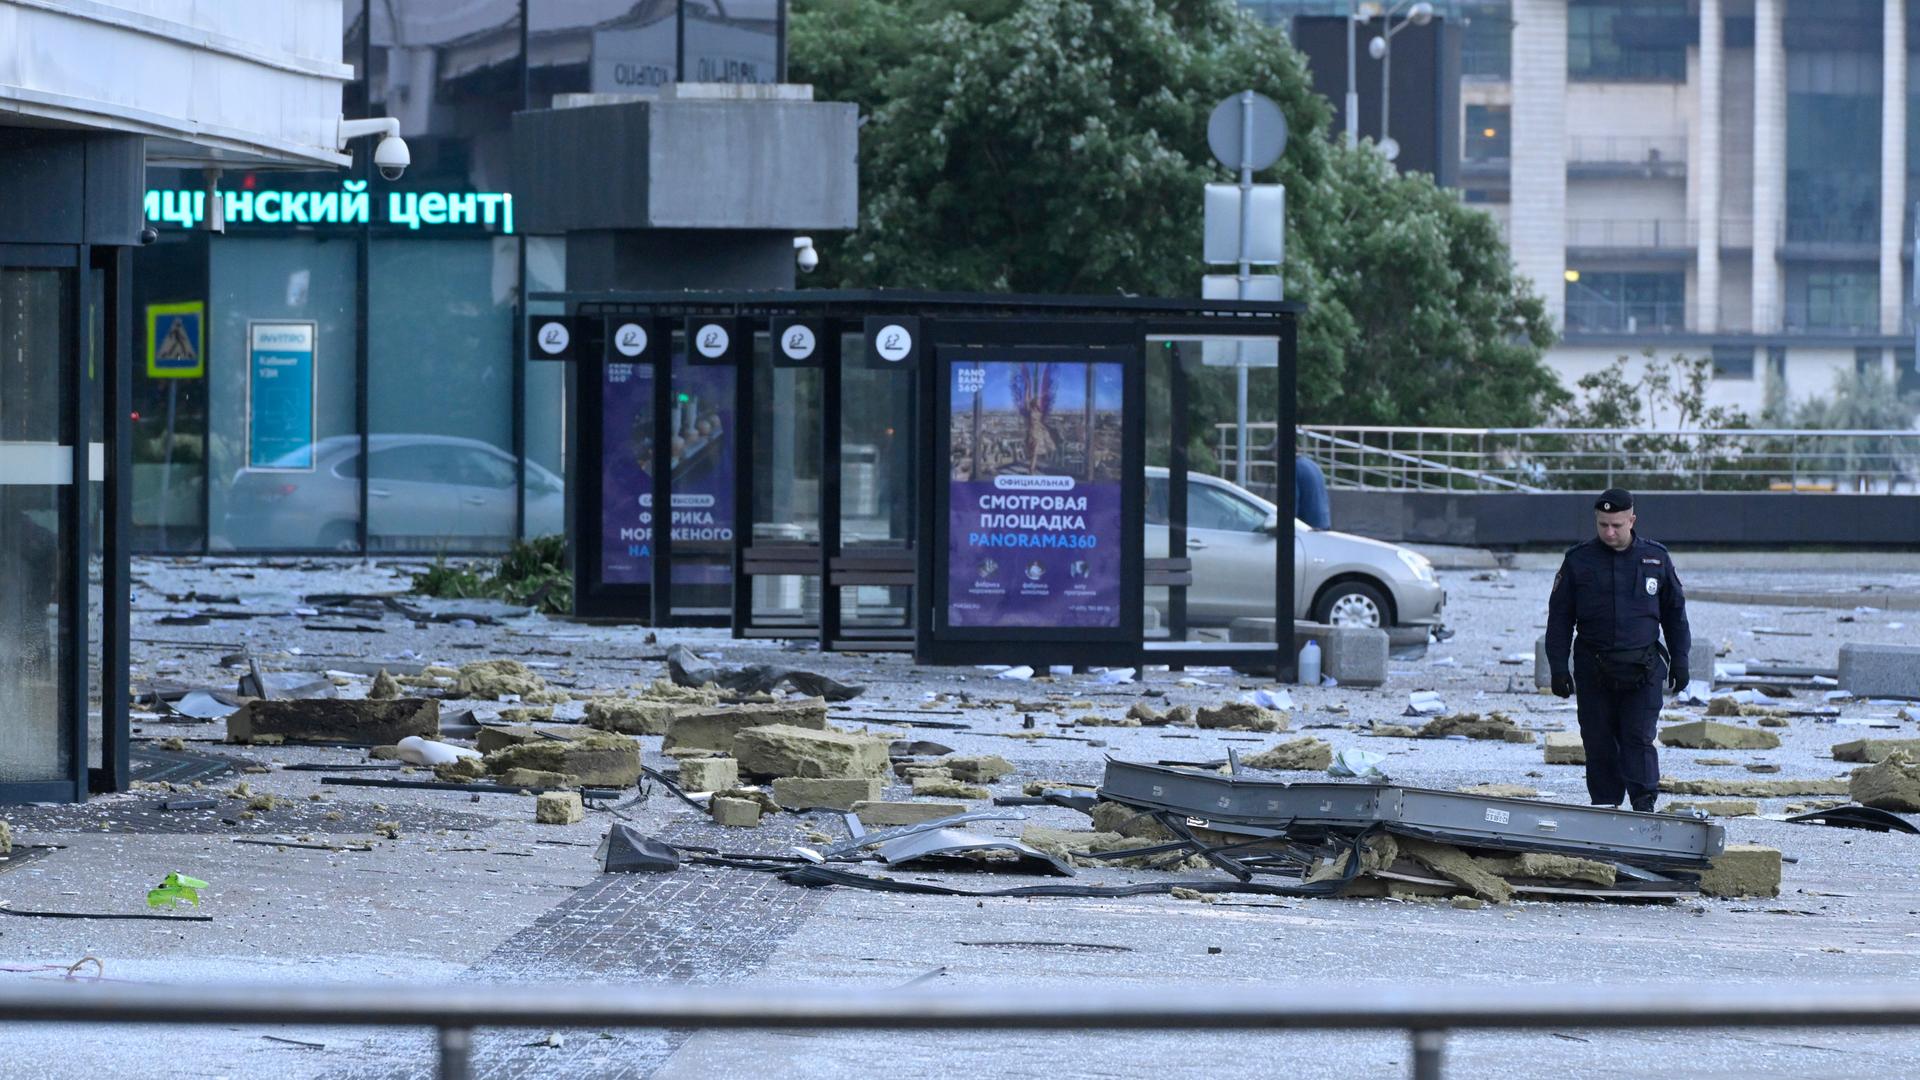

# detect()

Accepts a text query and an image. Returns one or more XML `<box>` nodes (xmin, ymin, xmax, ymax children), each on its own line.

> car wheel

<box><xmin>1315</xmin><ymin>580</ymin><xmax>1390</xmax><ymax>629</ymax></box>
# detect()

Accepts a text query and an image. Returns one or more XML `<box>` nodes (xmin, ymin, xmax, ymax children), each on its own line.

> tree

<box><xmin>788</xmin><ymin>0</ymin><xmax>1562</xmax><ymax>430</ymax></box>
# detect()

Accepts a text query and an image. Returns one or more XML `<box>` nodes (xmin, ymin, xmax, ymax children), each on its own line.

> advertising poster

<box><xmin>600</xmin><ymin>354</ymin><xmax>736</xmax><ymax>586</ymax></box>
<box><xmin>947</xmin><ymin>359</ymin><xmax>1124</xmax><ymax>628</ymax></box>
<box><xmin>600</xmin><ymin>358</ymin><xmax>655</xmax><ymax>584</ymax></box>
<box><xmin>246</xmin><ymin>321</ymin><xmax>316</xmax><ymax>469</ymax></box>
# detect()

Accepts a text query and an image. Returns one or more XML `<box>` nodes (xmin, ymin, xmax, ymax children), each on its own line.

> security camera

<box><xmin>374</xmin><ymin>134</ymin><xmax>410</xmax><ymax>181</ymax></box>
<box><xmin>139</xmin><ymin>226</ymin><xmax>159</xmax><ymax>246</ymax></box>
<box><xmin>338</xmin><ymin>117</ymin><xmax>408</xmax><ymax>180</ymax></box>
<box><xmin>794</xmin><ymin>235</ymin><xmax>819</xmax><ymax>274</ymax></box>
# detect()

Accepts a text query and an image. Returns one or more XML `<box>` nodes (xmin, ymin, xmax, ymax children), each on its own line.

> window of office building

<box><xmin>1787</xmin><ymin>50</ymin><xmax>1882</xmax><ymax>245</ymax></box>
<box><xmin>1897</xmin><ymin>349</ymin><xmax>1919</xmax><ymax>397</ymax></box>
<box><xmin>1568</xmin><ymin>0</ymin><xmax>1688</xmax><ymax>82</ymax></box>
<box><xmin>1563</xmin><ymin>270</ymin><xmax>1684</xmax><ymax>334</ymax></box>
<box><xmin>1460</xmin><ymin>1</ymin><xmax>1513</xmax><ymax>78</ymax></box>
<box><xmin>1790</xmin><ymin>269</ymin><xmax>1877</xmax><ymax>331</ymax></box>
<box><xmin>1712</xmin><ymin>346</ymin><xmax>1755</xmax><ymax>380</ymax></box>
<box><xmin>1465</xmin><ymin>104</ymin><xmax>1510</xmax><ymax>161</ymax></box>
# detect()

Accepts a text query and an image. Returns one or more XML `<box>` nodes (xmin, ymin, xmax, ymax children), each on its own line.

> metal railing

<box><xmin>1216</xmin><ymin>424</ymin><xmax>1920</xmax><ymax>494</ymax></box>
<box><xmin>1563</xmin><ymin>299</ymin><xmax>1690</xmax><ymax>334</ymax></box>
<box><xmin>13</xmin><ymin>981</ymin><xmax>1920</xmax><ymax>1080</ymax></box>
<box><xmin>1567</xmin><ymin>134</ymin><xmax>1686</xmax><ymax>166</ymax></box>
<box><xmin>1566</xmin><ymin>218</ymin><xmax>1692</xmax><ymax>249</ymax></box>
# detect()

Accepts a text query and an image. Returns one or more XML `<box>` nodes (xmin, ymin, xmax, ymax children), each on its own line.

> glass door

<box><xmin>0</xmin><ymin>254</ymin><xmax>81</xmax><ymax>801</ymax></box>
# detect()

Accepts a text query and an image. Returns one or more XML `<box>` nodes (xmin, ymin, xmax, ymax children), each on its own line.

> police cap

<box><xmin>1594</xmin><ymin>488</ymin><xmax>1634</xmax><ymax>513</ymax></box>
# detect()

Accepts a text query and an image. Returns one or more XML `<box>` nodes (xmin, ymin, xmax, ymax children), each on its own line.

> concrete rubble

<box><xmin>476</xmin><ymin>723</ymin><xmax>595</xmax><ymax>754</ymax></box>
<box><xmin>1194</xmin><ymin>702</ymin><xmax>1287</xmax><ymax>732</ymax></box>
<box><xmin>852</xmin><ymin>801</ymin><xmax>968</xmax><ymax>827</ymax></box>
<box><xmin>227</xmin><ymin>698</ymin><xmax>439</xmax><ymax>746</ymax></box>
<box><xmin>455</xmin><ymin>659</ymin><xmax>567</xmax><ymax>703</ymax></box>
<box><xmin>911</xmin><ymin>776</ymin><xmax>990</xmax><ymax>799</ymax></box>
<box><xmin>1658</xmin><ymin>720</ymin><xmax>1782</xmax><ymax>751</ymax></box>
<box><xmin>484</xmin><ymin>730</ymin><xmax>641</xmax><ymax>788</ymax></box>
<box><xmin>771</xmin><ymin>777</ymin><xmax>883</xmax><ymax>810</ymax></box>
<box><xmin>732</xmin><ymin>724</ymin><xmax>890</xmax><ymax>780</ymax></box>
<box><xmin>1543</xmin><ymin>732</ymin><xmax>1586</xmax><ymax>764</ymax></box>
<box><xmin>1697</xmin><ymin>844</ymin><xmax>1783</xmax><ymax>898</ymax></box>
<box><xmin>678</xmin><ymin>757</ymin><xmax>740</xmax><ymax>792</ymax></box>
<box><xmin>1660</xmin><ymin>777</ymin><xmax>1850</xmax><ymax>797</ymax></box>
<box><xmin>710</xmin><ymin>796</ymin><xmax>763</xmax><ymax>828</ymax></box>
<box><xmin>1243</xmin><ymin>737</ymin><xmax>1334</xmax><ymax>772</ymax></box>
<box><xmin>662</xmin><ymin>701</ymin><xmax>829</xmax><ymax>753</ymax></box>
<box><xmin>1419</xmin><ymin>711</ymin><xmax>1534</xmax><ymax>743</ymax></box>
<box><xmin>1665</xmin><ymin>799</ymin><xmax>1759</xmax><ymax>817</ymax></box>
<box><xmin>1848</xmin><ymin>751</ymin><xmax>1920</xmax><ymax>812</ymax></box>
<box><xmin>1831</xmin><ymin>738</ymin><xmax>1920</xmax><ymax>764</ymax></box>
<box><xmin>938</xmin><ymin>755</ymin><xmax>1015</xmax><ymax>783</ymax></box>
<box><xmin>535</xmin><ymin>791</ymin><xmax>584</xmax><ymax>825</ymax></box>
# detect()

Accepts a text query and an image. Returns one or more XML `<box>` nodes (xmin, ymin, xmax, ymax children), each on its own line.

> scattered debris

<box><xmin>455</xmin><ymin>660</ymin><xmax>563</xmax><ymax>702</ymax></box>
<box><xmin>1659</xmin><ymin>721</ymin><xmax>1781</xmax><ymax>751</ymax></box>
<box><xmin>1698</xmin><ymin>844</ymin><xmax>1782</xmax><ymax>898</ymax></box>
<box><xmin>1659</xmin><ymin>778</ymin><xmax>1850</xmax><ymax>797</ymax></box>
<box><xmin>710</xmin><ymin>796</ymin><xmax>762</xmax><ymax>828</ymax></box>
<box><xmin>368</xmin><ymin>669</ymin><xmax>403</xmax><ymax>700</ymax></box>
<box><xmin>227</xmin><ymin>698</ymin><xmax>439</xmax><ymax>746</ymax></box>
<box><xmin>665</xmin><ymin>643</ymin><xmax>865</xmax><ymax>701</ymax></box>
<box><xmin>599</xmin><ymin>824</ymin><xmax>682</xmax><ymax>872</ymax></box>
<box><xmin>662</xmin><ymin>702</ymin><xmax>830</xmax><ymax>754</ymax></box>
<box><xmin>1243</xmin><ymin>737</ymin><xmax>1333</xmax><ymax>772</ymax></box>
<box><xmin>852</xmin><ymin>801</ymin><xmax>969</xmax><ymax>828</ymax></box>
<box><xmin>679</xmin><ymin>757</ymin><xmax>740</xmax><ymax>792</ymax></box>
<box><xmin>535</xmin><ymin>792</ymin><xmax>585</xmax><ymax>825</ymax></box>
<box><xmin>484</xmin><ymin>731</ymin><xmax>641</xmax><ymax>788</ymax></box>
<box><xmin>1848</xmin><ymin>751</ymin><xmax>1920</xmax><ymax>812</ymax></box>
<box><xmin>1419</xmin><ymin>712</ymin><xmax>1532</xmax><ymax>743</ymax></box>
<box><xmin>1543</xmin><ymin>732</ymin><xmax>1585</xmax><ymax>765</ymax></box>
<box><xmin>1832</xmin><ymin>738</ymin><xmax>1920</xmax><ymax>764</ymax></box>
<box><xmin>1457</xmin><ymin>784</ymin><xmax>1539</xmax><ymax>799</ymax></box>
<box><xmin>733</xmin><ymin>724</ymin><xmax>890</xmax><ymax>780</ymax></box>
<box><xmin>912</xmin><ymin>777</ymin><xmax>990</xmax><ymax>799</ymax></box>
<box><xmin>1406</xmin><ymin>690</ymin><xmax>1447</xmax><ymax>716</ymax></box>
<box><xmin>395</xmin><ymin>735</ymin><xmax>480</xmax><ymax>767</ymax></box>
<box><xmin>1328</xmin><ymin>747</ymin><xmax>1389</xmax><ymax>779</ymax></box>
<box><xmin>1665</xmin><ymin>800</ymin><xmax>1758</xmax><ymax>817</ymax></box>
<box><xmin>1782</xmin><ymin>805</ymin><xmax>1920</xmax><ymax>834</ymax></box>
<box><xmin>1195</xmin><ymin>703</ymin><xmax>1287</xmax><ymax>732</ymax></box>
<box><xmin>772</xmin><ymin>777</ymin><xmax>883</xmax><ymax>810</ymax></box>
<box><xmin>939</xmin><ymin>755</ymin><xmax>1015</xmax><ymax>783</ymax></box>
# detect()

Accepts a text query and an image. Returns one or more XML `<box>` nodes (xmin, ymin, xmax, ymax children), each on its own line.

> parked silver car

<box><xmin>219</xmin><ymin>434</ymin><xmax>564</xmax><ymax>551</ymax></box>
<box><xmin>1145</xmin><ymin>467</ymin><xmax>1445</xmax><ymax>630</ymax></box>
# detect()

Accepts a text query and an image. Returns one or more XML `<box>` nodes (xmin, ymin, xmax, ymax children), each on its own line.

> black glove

<box><xmin>1668</xmin><ymin>667</ymin><xmax>1689</xmax><ymax>695</ymax></box>
<box><xmin>1551</xmin><ymin>672</ymin><xmax>1574</xmax><ymax>699</ymax></box>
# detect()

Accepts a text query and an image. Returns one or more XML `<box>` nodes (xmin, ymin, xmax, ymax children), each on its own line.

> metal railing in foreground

<box><xmin>7</xmin><ymin>981</ymin><xmax>1920</xmax><ymax>1080</ymax></box>
<box><xmin>1215</xmin><ymin>423</ymin><xmax>1920</xmax><ymax>495</ymax></box>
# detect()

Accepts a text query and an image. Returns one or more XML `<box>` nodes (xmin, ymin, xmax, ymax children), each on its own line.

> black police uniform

<box><xmin>1545</xmin><ymin>515</ymin><xmax>1691</xmax><ymax>810</ymax></box>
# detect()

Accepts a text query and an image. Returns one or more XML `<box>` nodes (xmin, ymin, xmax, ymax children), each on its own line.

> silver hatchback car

<box><xmin>1144</xmin><ymin>467</ymin><xmax>1446</xmax><ymax>630</ymax></box>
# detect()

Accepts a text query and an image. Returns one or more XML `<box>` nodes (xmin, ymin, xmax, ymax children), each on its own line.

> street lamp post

<box><xmin>1367</xmin><ymin>0</ymin><xmax>1434</xmax><ymax>162</ymax></box>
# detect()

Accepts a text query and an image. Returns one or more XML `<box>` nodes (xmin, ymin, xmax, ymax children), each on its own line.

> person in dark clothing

<box><xmin>1544</xmin><ymin>488</ymin><xmax>1691</xmax><ymax>811</ymax></box>
<box><xmin>1295</xmin><ymin>455</ymin><xmax>1330</xmax><ymax>530</ymax></box>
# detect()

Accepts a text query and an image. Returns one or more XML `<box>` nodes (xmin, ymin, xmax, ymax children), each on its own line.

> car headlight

<box><xmin>1396</xmin><ymin>548</ymin><xmax>1435</xmax><ymax>583</ymax></box>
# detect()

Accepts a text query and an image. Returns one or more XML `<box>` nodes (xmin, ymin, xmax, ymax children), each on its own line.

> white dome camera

<box><xmin>373</xmin><ymin>134</ymin><xmax>411</xmax><ymax>181</ymax></box>
<box><xmin>794</xmin><ymin>235</ymin><xmax>819</xmax><ymax>274</ymax></box>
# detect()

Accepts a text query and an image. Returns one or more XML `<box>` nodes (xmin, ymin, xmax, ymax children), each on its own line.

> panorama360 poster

<box><xmin>947</xmin><ymin>359</ymin><xmax>1123</xmax><ymax>629</ymax></box>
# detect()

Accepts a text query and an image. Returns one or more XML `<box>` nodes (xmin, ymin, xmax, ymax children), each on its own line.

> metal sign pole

<box><xmin>1235</xmin><ymin>91</ymin><xmax>1254</xmax><ymax>489</ymax></box>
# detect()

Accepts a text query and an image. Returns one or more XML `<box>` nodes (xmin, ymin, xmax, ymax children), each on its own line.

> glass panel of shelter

<box><xmin>835</xmin><ymin>331</ymin><xmax>915</xmax><ymax>638</ymax></box>
<box><xmin>1145</xmin><ymin>336</ymin><xmax>1283</xmax><ymax>648</ymax></box>
<box><xmin>748</xmin><ymin>332</ymin><xmax>823</xmax><ymax>630</ymax></box>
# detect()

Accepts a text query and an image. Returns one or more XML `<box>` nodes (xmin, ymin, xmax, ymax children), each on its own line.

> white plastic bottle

<box><xmin>1298</xmin><ymin>638</ymin><xmax>1322</xmax><ymax>687</ymax></box>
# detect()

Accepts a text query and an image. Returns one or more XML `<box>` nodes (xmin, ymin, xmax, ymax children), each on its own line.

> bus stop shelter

<box><xmin>530</xmin><ymin>290</ymin><xmax>1302</xmax><ymax>677</ymax></box>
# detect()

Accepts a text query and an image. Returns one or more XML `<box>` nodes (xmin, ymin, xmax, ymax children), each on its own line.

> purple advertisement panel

<box><xmin>947</xmin><ymin>360</ymin><xmax>1124</xmax><ymax>629</ymax></box>
<box><xmin>666</xmin><ymin>356</ymin><xmax>736</xmax><ymax>586</ymax></box>
<box><xmin>599</xmin><ymin>353</ymin><xmax>737</xmax><ymax>587</ymax></box>
<box><xmin>600</xmin><ymin>360</ymin><xmax>655</xmax><ymax>584</ymax></box>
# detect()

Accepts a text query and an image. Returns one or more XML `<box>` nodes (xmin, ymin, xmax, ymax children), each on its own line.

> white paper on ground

<box><xmin>396</xmin><ymin>735</ymin><xmax>481</xmax><ymax>766</ymax></box>
<box><xmin>1715</xmin><ymin>662</ymin><xmax>1747</xmax><ymax>678</ymax></box>
<box><xmin>1048</xmin><ymin>665</ymin><xmax>1074</xmax><ymax>677</ymax></box>
<box><xmin>1329</xmin><ymin>747</ymin><xmax>1389</xmax><ymax>779</ymax></box>
<box><xmin>1406</xmin><ymin>690</ymin><xmax>1446</xmax><ymax>715</ymax></box>
<box><xmin>1824</xmin><ymin>690</ymin><xmax>1854</xmax><ymax>701</ymax></box>
<box><xmin>1246</xmin><ymin>688</ymin><xmax>1294</xmax><ymax>711</ymax></box>
<box><xmin>993</xmin><ymin>665</ymin><xmax>1034</xmax><ymax>681</ymax></box>
<box><xmin>1321</xmin><ymin>674</ymin><xmax>1339</xmax><ymax>688</ymax></box>
<box><xmin>1811</xmin><ymin>675</ymin><xmax>1839</xmax><ymax>687</ymax></box>
<box><xmin>1096</xmin><ymin>667</ymin><xmax>1136</xmax><ymax>684</ymax></box>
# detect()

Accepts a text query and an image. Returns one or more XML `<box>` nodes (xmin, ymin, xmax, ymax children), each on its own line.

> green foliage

<box><xmin>1540</xmin><ymin>351</ymin><xmax>1756</xmax><ymax>492</ymax></box>
<box><xmin>789</xmin><ymin>0</ymin><xmax>1561</xmax><ymax>427</ymax></box>
<box><xmin>411</xmin><ymin>535</ymin><xmax>573</xmax><ymax>615</ymax></box>
<box><xmin>1762</xmin><ymin>365</ymin><xmax>1920</xmax><ymax>488</ymax></box>
<box><xmin>147</xmin><ymin>872</ymin><xmax>208</xmax><ymax>908</ymax></box>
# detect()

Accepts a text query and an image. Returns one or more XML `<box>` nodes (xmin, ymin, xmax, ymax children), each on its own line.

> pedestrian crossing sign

<box><xmin>147</xmin><ymin>301</ymin><xmax>205</xmax><ymax>379</ymax></box>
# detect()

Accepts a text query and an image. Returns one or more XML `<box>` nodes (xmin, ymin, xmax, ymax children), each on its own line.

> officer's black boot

<box><xmin>1629</xmin><ymin>795</ymin><xmax>1656</xmax><ymax>813</ymax></box>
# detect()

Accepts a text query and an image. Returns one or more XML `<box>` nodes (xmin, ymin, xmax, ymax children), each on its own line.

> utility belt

<box><xmin>1576</xmin><ymin>639</ymin><xmax>1668</xmax><ymax>691</ymax></box>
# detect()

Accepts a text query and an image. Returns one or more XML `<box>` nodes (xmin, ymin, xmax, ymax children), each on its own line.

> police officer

<box><xmin>1545</xmin><ymin>489</ymin><xmax>1691</xmax><ymax>812</ymax></box>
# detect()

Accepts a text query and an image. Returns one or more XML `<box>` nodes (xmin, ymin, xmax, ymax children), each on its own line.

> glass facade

<box><xmin>128</xmin><ymin>1</ymin><xmax>787</xmax><ymax>555</ymax></box>
<box><xmin>1786</xmin><ymin>49</ymin><xmax>1882</xmax><ymax>246</ymax></box>
<box><xmin>1568</xmin><ymin>0</ymin><xmax>1689</xmax><ymax>82</ymax></box>
<box><xmin>1564</xmin><ymin>271</ymin><xmax>1685</xmax><ymax>334</ymax></box>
